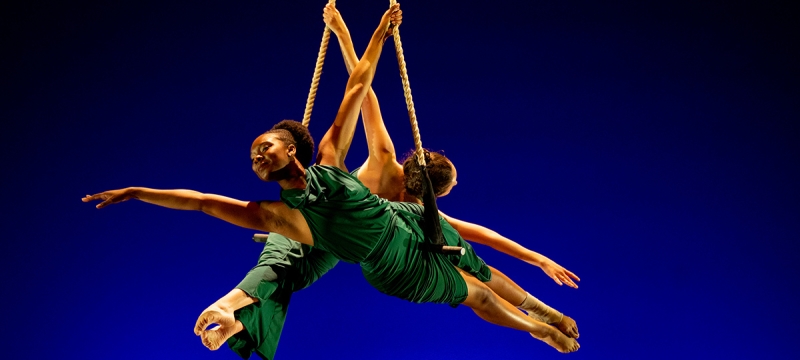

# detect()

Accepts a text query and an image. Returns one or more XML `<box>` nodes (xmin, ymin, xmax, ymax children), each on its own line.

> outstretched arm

<box><xmin>324</xmin><ymin>5</ymin><xmax>397</xmax><ymax>167</ymax></box>
<box><xmin>316</xmin><ymin>3</ymin><xmax>402</xmax><ymax>169</ymax></box>
<box><xmin>440</xmin><ymin>212</ymin><xmax>581</xmax><ymax>288</ymax></box>
<box><xmin>82</xmin><ymin>187</ymin><xmax>303</xmax><ymax>241</ymax></box>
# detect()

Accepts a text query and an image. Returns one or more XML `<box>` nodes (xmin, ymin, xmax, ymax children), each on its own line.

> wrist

<box><xmin>528</xmin><ymin>252</ymin><xmax>545</xmax><ymax>267</ymax></box>
<box><xmin>127</xmin><ymin>187</ymin><xmax>143</xmax><ymax>199</ymax></box>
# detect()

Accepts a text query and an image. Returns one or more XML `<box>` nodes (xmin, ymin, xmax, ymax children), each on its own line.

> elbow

<box><xmin>195</xmin><ymin>193</ymin><xmax>215</xmax><ymax>213</ymax></box>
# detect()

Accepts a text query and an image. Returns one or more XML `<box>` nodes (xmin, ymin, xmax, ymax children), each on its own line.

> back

<box><xmin>280</xmin><ymin>165</ymin><xmax>392</xmax><ymax>263</ymax></box>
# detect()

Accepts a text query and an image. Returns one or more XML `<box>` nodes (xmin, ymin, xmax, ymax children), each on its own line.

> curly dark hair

<box><xmin>402</xmin><ymin>149</ymin><xmax>454</xmax><ymax>197</ymax></box>
<box><xmin>264</xmin><ymin>120</ymin><xmax>315</xmax><ymax>167</ymax></box>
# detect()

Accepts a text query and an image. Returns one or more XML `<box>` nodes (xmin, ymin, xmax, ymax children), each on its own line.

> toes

<box><xmin>194</xmin><ymin>320</ymin><xmax>206</xmax><ymax>335</ymax></box>
<box><xmin>201</xmin><ymin>328</ymin><xmax>222</xmax><ymax>351</ymax></box>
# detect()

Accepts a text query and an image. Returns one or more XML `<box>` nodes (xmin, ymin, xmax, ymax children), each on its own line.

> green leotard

<box><xmin>227</xmin><ymin>233</ymin><xmax>338</xmax><ymax>360</ymax></box>
<box><xmin>281</xmin><ymin>165</ymin><xmax>490</xmax><ymax>306</ymax></box>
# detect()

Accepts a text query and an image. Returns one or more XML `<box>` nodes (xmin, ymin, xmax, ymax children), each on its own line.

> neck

<box><xmin>400</xmin><ymin>189</ymin><xmax>421</xmax><ymax>204</ymax></box>
<box><xmin>273</xmin><ymin>160</ymin><xmax>308</xmax><ymax>190</ymax></box>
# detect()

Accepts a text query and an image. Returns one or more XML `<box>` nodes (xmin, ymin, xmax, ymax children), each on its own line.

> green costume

<box><xmin>226</xmin><ymin>233</ymin><xmax>338</xmax><ymax>360</ymax></box>
<box><xmin>281</xmin><ymin>165</ymin><xmax>491</xmax><ymax>306</ymax></box>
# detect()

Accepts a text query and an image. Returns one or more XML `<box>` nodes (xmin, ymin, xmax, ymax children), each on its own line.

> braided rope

<box><xmin>302</xmin><ymin>0</ymin><xmax>336</xmax><ymax>127</ymax></box>
<box><xmin>389</xmin><ymin>0</ymin><xmax>425</xmax><ymax>166</ymax></box>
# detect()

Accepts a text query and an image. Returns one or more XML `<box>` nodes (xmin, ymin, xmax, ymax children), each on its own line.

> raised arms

<box><xmin>324</xmin><ymin>5</ymin><xmax>398</xmax><ymax>165</ymax></box>
<box><xmin>316</xmin><ymin>4</ymin><xmax>402</xmax><ymax>169</ymax></box>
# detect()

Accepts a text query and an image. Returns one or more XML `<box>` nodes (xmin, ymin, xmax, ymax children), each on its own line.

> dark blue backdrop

<box><xmin>2</xmin><ymin>1</ymin><xmax>797</xmax><ymax>359</ymax></box>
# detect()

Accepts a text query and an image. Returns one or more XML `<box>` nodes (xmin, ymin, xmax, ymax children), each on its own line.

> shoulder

<box><xmin>307</xmin><ymin>164</ymin><xmax>353</xmax><ymax>180</ymax></box>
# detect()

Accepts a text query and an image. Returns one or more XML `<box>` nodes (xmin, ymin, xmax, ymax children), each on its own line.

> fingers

<box><xmin>551</xmin><ymin>269</ymin><xmax>579</xmax><ymax>288</ymax></box>
<box><xmin>552</xmin><ymin>275</ymin><xmax>563</xmax><ymax>286</ymax></box>
<box><xmin>390</xmin><ymin>5</ymin><xmax>402</xmax><ymax>26</ymax></box>
<box><xmin>96</xmin><ymin>197</ymin><xmax>113</xmax><ymax>209</ymax></box>
<box><xmin>83</xmin><ymin>193</ymin><xmax>111</xmax><ymax>208</ymax></box>
<box><xmin>387</xmin><ymin>3</ymin><xmax>401</xmax><ymax>22</ymax></box>
<box><xmin>559</xmin><ymin>271</ymin><xmax>579</xmax><ymax>288</ymax></box>
<box><xmin>567</xmin><ymin>270</ymin><xmax>581</xmax><ymax>282</ymax></box>
<box><xmin>82</xmin><ymin>193</ymin><xmax>102</xmax><ymax>202</ymax></box>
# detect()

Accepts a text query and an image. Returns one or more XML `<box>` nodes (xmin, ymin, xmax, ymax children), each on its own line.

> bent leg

<box><xmin>227</xmin><ymin>286</ymin><xmax>292</xmax><ymax>360</ymax></box>
<box><xmin>459</xmin><ymin>271</ymin><xmax>579</xmax><ymax>354</ymax></box>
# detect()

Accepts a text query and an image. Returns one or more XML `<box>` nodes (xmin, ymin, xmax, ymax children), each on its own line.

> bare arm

<box><xmin>440</xmin><ymin>211</ymin><xmax>581</xmax><ymax>288</ymax></box>
<box><xmin>316</xmin><ymin>4</ymin><xmax>401</xmax><ymax>169</ymax></box>
<box><xmin>82</xmin><ymin>187</ymin><xmax>277</xmax><ymax>234</ymax></box>
<box><xmin>324</xmin><ymin>5</ymin><xmax>397</xmax><ymax>167</ymax></box>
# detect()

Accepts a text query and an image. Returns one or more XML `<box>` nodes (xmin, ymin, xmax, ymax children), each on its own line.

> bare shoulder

<box><xmin>258</xmin><ymin>201</ymin><xmax>314</xmax><ymax>245</ymax></box>
<box><xmin>259</xmin><ymin>201</ymin><xmax>297</xmax><ymax>225</ymax></box>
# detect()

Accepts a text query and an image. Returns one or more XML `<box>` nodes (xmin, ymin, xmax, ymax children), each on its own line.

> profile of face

<box><xmin>250</xmin><ymin>133</ymin><xmax>296</xmax><ymax>181</ymax></box>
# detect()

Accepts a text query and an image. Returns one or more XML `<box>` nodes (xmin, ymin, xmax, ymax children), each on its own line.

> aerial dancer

<box><xmin>209</xmin><ymin>6</ymin><xmax>580</xmax><ymax>358</ymax></box>
<box><xmin>322</xmin><ymin>1</ymin><xmax>578</xmax><ymax>331</ymax></box>
<box><xmin>206</xmin><ymin>5</ymin><xmax>578</xmax><ymax>355</ymax></box>
<box><xmin>83</xmin><ymin>3</ymin><xmax>580</xmax><ymax>354</ymax></box>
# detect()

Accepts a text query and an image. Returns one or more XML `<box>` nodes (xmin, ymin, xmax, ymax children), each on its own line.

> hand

<box><xmin>539</xmin><ymin>258</ymin><xmax>580</xmax><ymax>288</ymax></box>
<box><xmin>82</xmin><ymin>188</ymin><xmax>137</xmax><ymax>209</ymax></box>
<box><xmin>323</xmin><ymin>4</ymin><xmax>347</xmax><ymax>36</ymax></box>
<box><xmin>379</xmin><ymin>3</ymin><xmax>403</xmax><ymax>40</ymax></box>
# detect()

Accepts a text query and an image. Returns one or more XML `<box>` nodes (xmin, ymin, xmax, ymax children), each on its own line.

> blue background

<box><xmin>2</xmin><ymin>1</ymin><xmax>797</xmax><ymax>359</ymax></box>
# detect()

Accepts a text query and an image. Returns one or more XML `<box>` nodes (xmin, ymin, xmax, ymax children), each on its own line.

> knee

<box><xmin>262</xmin><ymin>265</ymin><xmax>287</xmax><ymax>282</ymax></box>
<box><xmin>468</xmin><ymin>285</ymin><xmax>497</xmax><ymax>309</ymax></box>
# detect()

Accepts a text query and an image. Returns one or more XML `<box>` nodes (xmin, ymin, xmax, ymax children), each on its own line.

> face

<box><xmin>437</xmin><ymin>161</ymin><xmax>458</xmax><ymax>197</ymax></box>
<box><xmin>250</xmin><ymin>133</ymin><xmax>296</xmax><ymax>181</ymax></box>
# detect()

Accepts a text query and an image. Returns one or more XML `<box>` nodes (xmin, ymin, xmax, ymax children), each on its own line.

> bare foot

<box><xmin>201</xmin><ymin>321</ymin><xmax>244</xmax><ymax>350</ymax></box>
<box><xmin>194</xmin><ymin>305</ymin><xmax>235</xmax><ymax>335</ymax></box>
<box><xmin>531</xmin><ymin>324</ymin><xmax>580</xmax><ymax>353</ymax></box>
<box><xmin>527</xmin><ymin>312</ymin><xmax>579</xmax><ymax>339</ymax></box>
<box><xmin>555</xmin><ymin>315</ymin><xmax>579</xmax><ymax>339</ymax></box>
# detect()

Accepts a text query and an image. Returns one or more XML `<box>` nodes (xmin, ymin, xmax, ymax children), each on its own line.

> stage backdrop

<box><xmin>2</xmin><ymin>1</ymin><xmax>797</xmax><ymax>359</ymax></box>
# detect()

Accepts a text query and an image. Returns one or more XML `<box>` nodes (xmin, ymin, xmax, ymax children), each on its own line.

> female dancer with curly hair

<box><xmin>84</xmin><ymin>3</ymin><xmax>580</xmax><ymax>355</ymax></box>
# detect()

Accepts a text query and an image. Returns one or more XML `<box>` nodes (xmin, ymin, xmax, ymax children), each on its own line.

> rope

<box><xmin>389</xmin><ymin>0</ymin><xmax>425</xmax><ymax>166</ymax></box>
<box><xmin>302</xmin><ymin>0</ymin><xmax>336</xmax><ymax>127</ymax></box>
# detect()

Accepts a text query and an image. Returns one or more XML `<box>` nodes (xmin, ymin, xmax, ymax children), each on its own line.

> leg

<box><xmin>483</xmin><ymin>266</ymin><xmax>526</xmax><ymax>305</ymax></box>
<box><xmin>459</xmin><ymin>271</ymin><xmax>580</xmax><ymax>353</ymax></box>
<box><xmin>484</xmin><ymin>266</ymin><xmax>579</xmax><ymax>338</ymax></box>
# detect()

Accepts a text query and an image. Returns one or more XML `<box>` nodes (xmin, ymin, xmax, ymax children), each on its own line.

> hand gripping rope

<box><xmin>253</xmin><ymin>0</ymin><xmax>336</xmax><ymax>246</ymax></box>
<box><xmin>258</xmin><ymin>1</ymin><xmax>463</xmax><ymax>256</ymax></box>
<box><xmin>389</xmin><ymin>0</ymin><xmax>463</xmax><ymax>256</ymax></box>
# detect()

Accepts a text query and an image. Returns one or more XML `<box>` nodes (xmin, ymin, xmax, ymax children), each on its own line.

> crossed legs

<box><xmin>484</xmin><ymin>266</ymin><xmax>579</xmax><ymax>338</ymax></box>
<box><xmin>459</xmin><ymin>270</ymin><xmax>580</xmax><ymax>353</ymax></box>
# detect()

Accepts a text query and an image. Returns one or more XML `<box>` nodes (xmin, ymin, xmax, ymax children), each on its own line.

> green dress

<box><xmin>281</xmin><ymin>165</ymin><xmax>491</xmax><ymax>306</ymax></box>
<box><xmin>226</xmin><ymin>233</ymin><xmax>338</xmax><ymax>360</ymax></box>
